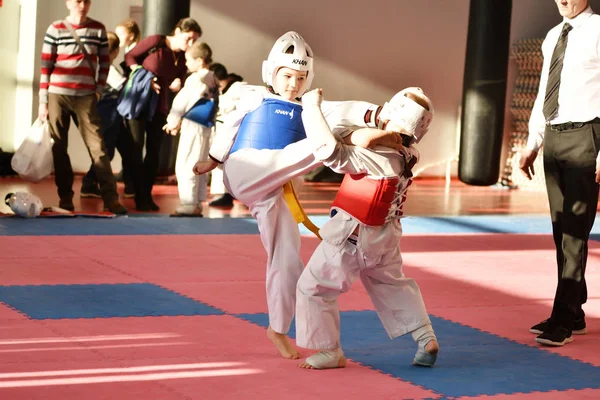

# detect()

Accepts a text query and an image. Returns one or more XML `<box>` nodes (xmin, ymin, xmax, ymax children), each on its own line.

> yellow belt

<box><xmin>282</xmin><ymin>181</ymin><xmax>322</xmax><ymax>240</ymax></box>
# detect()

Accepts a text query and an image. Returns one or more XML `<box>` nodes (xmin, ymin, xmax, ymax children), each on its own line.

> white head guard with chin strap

<box><xmin>5</xmin><ymin>192</ymin><xmax>43</xmax><ymax>218</ymax></box>
<box><xmin>262</xmin><ymin>31</ymin><xmax>314</xmax><ymax>95</ymax></box>
<box><xmin>379</xmin><ymin>87</ymin><xmax>434</xmax><ymax>144</ymax></box>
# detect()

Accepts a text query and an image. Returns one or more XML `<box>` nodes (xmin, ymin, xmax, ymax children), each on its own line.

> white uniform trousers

<box><xmin>296</xmin><ymin>233</ymin><xmax>431</xmax><ymax>350</ymax></box>
<box><xmin>209</xmin><ymin>128</ymin><xmax>227</xmax><ymax>195</ymax></box>
<box><xmin>175</xmin><ymin>122</ymin><xmax>212</xmax><ymax>206</ymax></box>
<box><xmin>223</xmin><ymin>140</ymin><xmax>321</xmax><ymax>334</ymax></box>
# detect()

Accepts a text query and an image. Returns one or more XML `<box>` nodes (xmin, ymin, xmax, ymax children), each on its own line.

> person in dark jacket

<box><xmin>125</xmin><ymin>17</ymin><xmax>202</xmax><ymax>211</ymax></box>
<box><xmin>81</xmin><ymin>32</ymin><xmax>135</xmax><ymax>199</ymax></box>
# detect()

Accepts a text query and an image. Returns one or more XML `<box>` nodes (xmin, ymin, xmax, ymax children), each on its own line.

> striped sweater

<box><xmin>39</xmin><ymin>18</ymin><xmax>109</xmax><ymax>104</ymax></box>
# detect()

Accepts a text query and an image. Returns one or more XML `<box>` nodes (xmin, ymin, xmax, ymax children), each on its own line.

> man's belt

<box><xmin>548</xmin><ymin>118</ymin><xmax>600</xmax><ymax>132</ymax></box>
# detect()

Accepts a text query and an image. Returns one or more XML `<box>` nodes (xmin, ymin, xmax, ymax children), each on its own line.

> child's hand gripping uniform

<box><xmin>296</xmin><ymin>87</ymin><xmax>439</xmax><ymax>370</ymax></box>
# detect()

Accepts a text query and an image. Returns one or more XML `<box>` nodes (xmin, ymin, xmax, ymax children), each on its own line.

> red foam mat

<box><xmin>1</xmin><ymin>233</ymin><xmax>599</xmax><ymax>399</ymax></box>
<box><xmin>0</xmin><ymin>316</ymin><xmax>437</xmax><ymax>400</ymax></box>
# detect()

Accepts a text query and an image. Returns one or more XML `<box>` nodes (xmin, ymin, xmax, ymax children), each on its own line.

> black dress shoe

<box><xmin>104</xmin><ymin>201</ymin><xmax>128</xmax><ymax>215</ymax></box>
<box><xmin>59</xmin><ymin>198</ymin><xmax>75</xmax><ymax>212</ymax></box>
<box><xmin>135</xmin><ymin>202</ymin><xmax>152</xmax><ymax>212</ymax></box>
<box><xmin>536</xmin><ymin>326</ymin><xmax>573</xmax><ymax>346</ymax></box>
<box><xmin>135</xmin><ymin>200</ymin><xmax>159</xmax><ymax>212</ymax></box>
<box><xmin>135</xmin><ymin>203</ymin><xmax>152</xmax><ymax>212</ymax></box>
<box><xmin>123</xmin><ymin>186</ymin><xmax>135</xmax><ymax>198</ymax></box>
<box><xmin>80</xmin><ymin>184</ymin><xmax>102</xmax><ymax>198</ymax></box>
<box><xmin>530</xmin><ymin>318</ymin><xmax>587</xmax><ymax>335</ymax></box>
<box><xmin>209</xmin><ymin>193</ymin><xmax>234</xmax><ymax>207</ymax></box>
<box><xmin>149</xmin><ymin>199</ymin><xmax>160</xmax><ymax>211</ymax></box>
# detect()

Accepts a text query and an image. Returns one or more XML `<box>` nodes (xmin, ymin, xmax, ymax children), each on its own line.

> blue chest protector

<box><xmin>230</xmin><ymin>98</ymin><xmax>306</xmax><ymax>154</ymax></box>
<box><xmin>183</xmin><ymin>97</ymin><xmax>218</xmax><ymax>128</ymax></box>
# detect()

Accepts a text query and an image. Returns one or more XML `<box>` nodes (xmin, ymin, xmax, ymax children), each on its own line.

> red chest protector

<box><xmin>331</xmin><ymin>174</ymin><xmax>401</xmax><ymax>226</ymax></box>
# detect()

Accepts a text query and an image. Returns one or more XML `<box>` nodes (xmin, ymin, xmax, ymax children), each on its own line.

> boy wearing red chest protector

<box><xmin>296</xmin><ymin>87</ymin><xmax>439</xmax><ymax>370</ymax></box>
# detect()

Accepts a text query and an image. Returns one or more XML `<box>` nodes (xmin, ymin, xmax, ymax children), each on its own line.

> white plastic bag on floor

<box><xmin>11</xmin><ymin>119</ymin><xmax>54</xmax><ymax>182</ymax></box>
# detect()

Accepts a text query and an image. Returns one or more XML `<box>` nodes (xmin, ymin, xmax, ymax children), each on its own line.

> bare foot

<box><xmin>298</xmin><ymin>350</ymin><xmax>347</xmax><ymax>369</ymax></box>
<box><xmin>267</xmin><ymin>326</ymin><xmax>300</xmax><ymax>359</ymax></box>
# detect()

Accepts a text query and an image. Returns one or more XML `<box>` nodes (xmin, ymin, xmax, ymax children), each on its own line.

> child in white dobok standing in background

<box><xmin>163</xmin><ymin>41</ymin><xmax>219</xmax><ymax>216</ymax></box>
<box><xmin>296</xmin><ymin>87</ymin><xmax>440</xmax><ymax>370</ymax></box>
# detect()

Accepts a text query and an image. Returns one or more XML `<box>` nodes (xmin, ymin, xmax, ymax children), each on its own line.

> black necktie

<box><xmin>543</xmin><ymin>22</ymin><xmax>573</xmax><ymax>121</ymax></box>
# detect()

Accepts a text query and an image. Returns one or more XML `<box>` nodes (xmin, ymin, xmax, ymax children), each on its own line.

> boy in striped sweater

<box><xmin>38</xmin><ymin>0</ymin><xmax>126</xmax><ymax>214</ymax></box>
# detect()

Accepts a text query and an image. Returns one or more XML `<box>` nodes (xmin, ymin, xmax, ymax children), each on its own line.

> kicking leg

<box><xmin>223</xmin><ymin>141</ymin><xmax>320</xmax><ymax>206</ymax></box>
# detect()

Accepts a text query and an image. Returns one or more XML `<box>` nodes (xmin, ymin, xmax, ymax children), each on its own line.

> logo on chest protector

<box><xmin>275</xmin><ymin>108</ymin><xmax>295</xmax><ymax>119</ymax></box>
<box><xmin>292</xmin><ymin>59</ymin><xmax>308</xmax><ymax>66</ymax></box>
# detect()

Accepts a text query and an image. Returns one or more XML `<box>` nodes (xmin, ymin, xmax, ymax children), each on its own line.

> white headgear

<box><xmin>379</xmin><ymin>87</ymin><xmax>434</xmax><ymax>144</ymax></box>
<box><xmin>5</xmin><ymin>192</ymin><xmax>43</xmax><ymax>218</ymax></box>
<box><xmin>262</xmin><ymin>31</ymin><xmax>314</xmax><ymax>95</ymax></box>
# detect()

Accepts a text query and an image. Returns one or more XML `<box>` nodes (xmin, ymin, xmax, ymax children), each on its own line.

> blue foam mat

<box><xmin>0</xmin><ymin>283</ymin><xmax>224</xmax><ymax>319</ymax></box>
<box><xmin>2</xmin><ymin>214</ymin><xmax>600</xmax><ymax>237</ymax></box>
<box><xmin>0</xmin><ymin>216</ymin><xmax>260</xmax><ymax>236</ymax></box>
<box><xmin>236</xmin><ymin>311</ymin><xmax>600</xmax><ymax>398</ymax></box>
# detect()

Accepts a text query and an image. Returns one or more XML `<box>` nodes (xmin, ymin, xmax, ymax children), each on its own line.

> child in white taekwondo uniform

<box><xmin>163</xmin><ymin>42</ymin><xmax>219</xmax><ymax>216</ymax></box>
<box><xmin>193</xmin><ymin>31</ymin><xmax>403</xmax><ymax>359</ymax></box>
<box><xmin>296</xmin><ymin>87</ymin><xmax>439</xmax><ymax>370</ymax></box>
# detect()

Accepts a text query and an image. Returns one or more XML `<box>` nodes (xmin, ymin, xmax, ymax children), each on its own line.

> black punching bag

<box><xmin>458</xmin><ymin>0</ymin><xmax>512</xmax><ymax>186</ymax></box>
<box><xmin>143</xmin><ymin>0</ymin><xmax>191</xmax><ymax>178</ymax></box>
<box><xmin>143</xmin><ymin>0</ymin><xmax>191</xmax><ymax>37</ymax></box>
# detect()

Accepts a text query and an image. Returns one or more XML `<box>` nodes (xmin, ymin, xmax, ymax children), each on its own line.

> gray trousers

<box><xmin>543</xmin><ymin>118</ymin><xmax>600</xmax><ymax>330</ymax></box>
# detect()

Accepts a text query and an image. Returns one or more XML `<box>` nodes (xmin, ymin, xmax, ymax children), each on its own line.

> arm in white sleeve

<box><xmin>301</xmin><ymin>102</ymin><xmax>338</xmax><ymax>160</ymax></box>
<box><xmin>321</xmin><ymin>100</ymin><xmax>377</xmax><ymax>131</ymax></box>
<box><xmin>527</xmin><ymin>88</ymin><xmax>547</xmax><ymax>152</ymax></box>
<box><xmin>208</xmin><ymin>109</ymin><xmax>247</xmax><ymax>163</ymax></box>
<box><xmin>301</xmin><ymin>101</ymin><xmax>370</xmax><ymax>175</ymax></box>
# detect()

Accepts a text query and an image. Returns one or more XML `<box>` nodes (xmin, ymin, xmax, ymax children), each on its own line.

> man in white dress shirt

<box><xmin>520</xmin><ymin>0</ymin><xmax>600</xmax><ymax>347</ymax></box>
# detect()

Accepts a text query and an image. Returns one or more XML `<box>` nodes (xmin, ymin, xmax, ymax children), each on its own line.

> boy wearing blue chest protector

<box><xmin>193</xmin><ymin>31</ymin><xmax>403</xmax><ymax>359</ymax></box>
